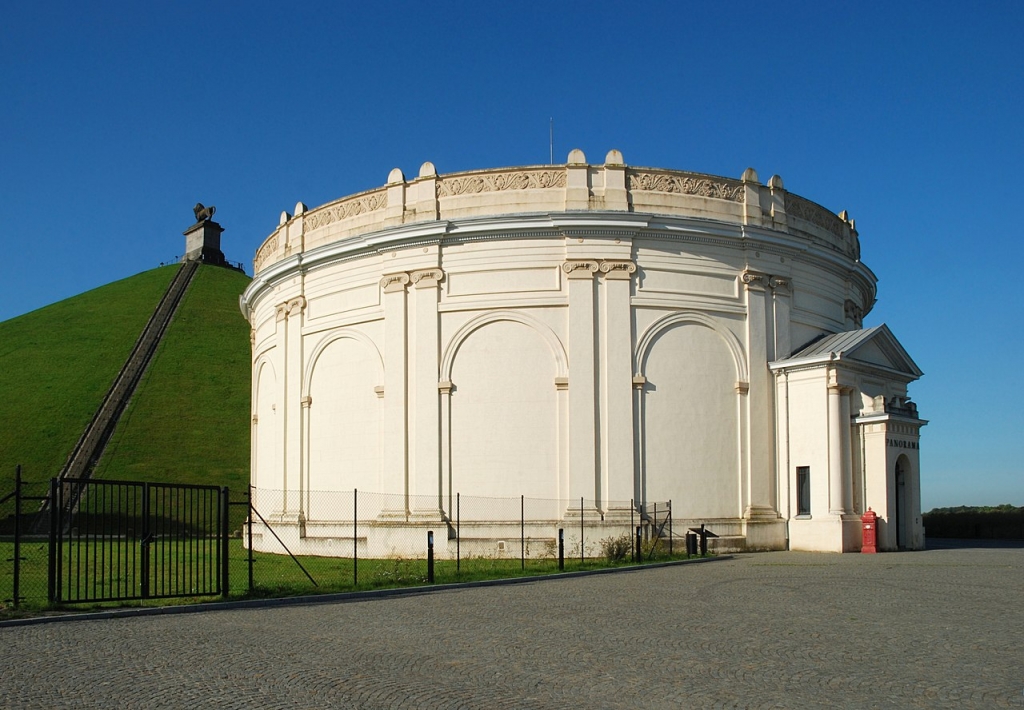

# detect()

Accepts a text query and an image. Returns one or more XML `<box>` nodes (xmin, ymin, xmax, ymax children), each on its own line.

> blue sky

<box><xmin>1</xmin><ymin>2</ymin><xmax>1021</xmax><ymax>509</ymax></box>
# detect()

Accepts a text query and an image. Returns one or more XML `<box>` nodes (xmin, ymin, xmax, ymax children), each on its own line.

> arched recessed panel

<box><xmin>254</xmin><ymin>360</ymin><xmax>281</xmax><ymax>508</ymax></box>
<box><xmin>642</xmin><ymin>323</ymin><xmax>738</xmax><ymax>518</ymax></box>
<box><xmin>307</xmin><ymin>337</ymin><xmax>381</xmax><ymax>518</ymax></box>
<box><xmin>450</xmin><ymin>319</ymin><xmax>557</xmax><ymax>516</ymax></box>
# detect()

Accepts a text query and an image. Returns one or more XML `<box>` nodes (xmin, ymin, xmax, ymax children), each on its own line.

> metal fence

<box><xmin>2</xmin><ymin>470</ymin><xmax>688</xmax><ymax>608</ymax></box>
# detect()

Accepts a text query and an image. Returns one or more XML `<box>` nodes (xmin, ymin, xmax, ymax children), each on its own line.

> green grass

<box><xmin>0</xmin><ymin>264</ymin><xmax>251</xmax><ymax>502</ymax></box>
<box><xmin>93</xmin><ymin>265</ymin><xmax>251</xmax><ymax>495</ymax></box>
<box><xmin>0</xmin><ymin>266</ymin><xmax>178</xmax><ymax>489</ymax></box>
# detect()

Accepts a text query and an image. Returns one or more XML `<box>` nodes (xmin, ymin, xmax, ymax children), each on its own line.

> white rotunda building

<box><xmin>240</xmin><ymin>150</ymin><xmax>926</xmax><ymax>554</ymax></box>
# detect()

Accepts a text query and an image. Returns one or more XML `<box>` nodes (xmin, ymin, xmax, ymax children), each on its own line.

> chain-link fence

<box><xmin>2</xmin><ymin>470</ymin><xmax>686</xmax><ymax>609</ymax></box>
<box><xmin>235</xmin><ymin>488</ymin><xmax>680</xmax><ymax>597</ymax></box>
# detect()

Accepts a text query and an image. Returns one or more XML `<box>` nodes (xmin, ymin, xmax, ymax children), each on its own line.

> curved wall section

<box><xmin>241</xmin><ymin>152</ymin><xmax>925</xmax><ymax>554</ymax></box>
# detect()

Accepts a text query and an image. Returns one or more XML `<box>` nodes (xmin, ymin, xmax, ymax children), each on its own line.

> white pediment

<box><xmin>771</xmin><ymin>324</ymin><xmax>923</xmax><ymax>380</ymax></box>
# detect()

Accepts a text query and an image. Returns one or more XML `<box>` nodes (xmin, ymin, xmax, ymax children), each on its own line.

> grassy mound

<box><xmin>94</xmin><ymin>265</ymin><xmax>251</xmax><ymax>489</ymax></box>
<box><xmin>0</xmin><ymin>267</ymin><xmax>177</xmax><ymax>490</ymax></box>
<box><xmin>0</xmin><ymin>264</ymin><xmax>251</xmax><ymax>494</ymax></box>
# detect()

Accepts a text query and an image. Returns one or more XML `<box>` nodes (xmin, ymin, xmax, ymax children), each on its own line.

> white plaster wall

<box><xmin>449</xmin><ymin>319</ymin><xmax>559</xmax><ymax>509</ymax></box>
<box><xmin>305</xmin><ymin>334</ymin><xmax>383</xmax><ymax>516</ymax></box>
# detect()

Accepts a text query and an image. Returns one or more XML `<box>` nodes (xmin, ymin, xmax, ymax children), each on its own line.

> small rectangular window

<box><xmin>796</xmin><ymin>466</ymin><xmax>811</xmax><ymax>516</ymax></box>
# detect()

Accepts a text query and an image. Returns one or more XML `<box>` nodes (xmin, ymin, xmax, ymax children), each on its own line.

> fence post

<box><xmin>13</xmin><ymin>465</ymin><xmax>21</xmax><ymax>608</ymax></box>
<box><xmin>221</xmin><ymin>487</ymin><xmax>230</xmax><ymax>599</ymax></box>
<box><xmin>580</xmin><ymin>497</ymin><xmax>584</xmax><ymax>565</ymax></box>
<box><xmin>353</xmin><ymin>489</ymin><xmax>358</xmax><ymax>588</ymax></box>
<box><xmin>521</xmin><ymin>495</ymin><xmax>525</xmax><ymax>571</ymax></box>
<box><xmin>456</xmin><ymin>493</ymin><xmax>460</xmax><ymax>574</ymax></box>
<box><xmin>636</xmin><ymin>527</ymin><xmax>643</xmax><ymax>563</ymax></box>
<box><xmin>47</xmin><ymin>478</ymin><xmax>58</xmax><ymax>604</ymax></box>
<box><xmin>631</xmin><ymin>499</ymin><xmax>635</xmax><ymax>563</ymax></box>
<box><xmin>427</xmin><ymin>530</ymin><xmax>434</xmax><ymax>583</ymax></box>
<box><xmin>558</xmin><ymin>528</ymin><xmax>564</xmax><ymax>571</ymax></box>
<box><xmin>668</xmin><ymin>499</ymin><xmax>673</xmax><ymax>556</ymax></box>
<box><xmin>247</xmin><ymin>486</ymin><xmax>254</xmax><ymax>593</ymax></box>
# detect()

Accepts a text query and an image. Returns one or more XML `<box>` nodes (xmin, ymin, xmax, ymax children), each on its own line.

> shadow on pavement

<box><xmin>926</xmin><ymin>537</ymin><xmax>1024</xmax><ymax>550</ymax></box>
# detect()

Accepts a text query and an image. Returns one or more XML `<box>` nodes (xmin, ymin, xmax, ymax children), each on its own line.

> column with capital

<box><xmin>380</xmin><ymin>272</ymin><xmax>410</xmax><ymax>514</ymax></box>
<box><xmin>827</xmin><ymin>377</ymin><xmax>848</xmax><ymax>515</ymax></box>
<box><xmin>599</xmin><ymin>259</ymin><xmax>636</xmax><ymax>507</ymax></box>
<box><xmin>409</xmin><ymin>267</ymin><xmax>444</xmax><ymax>518</ymax></box>
<box><xmin>741</xmin><ymin>271</ymin><xmax>776</xmax><ymax>520</ymax></box>
<box><xmin>277</xmin><ymin>296</ymin><xmax>306</xmax><ymax>521</ymax></box>
<box><xmin>563</xmin><ymin>260</ymin><xmax>598</xmax><ymax>508</ymax></box>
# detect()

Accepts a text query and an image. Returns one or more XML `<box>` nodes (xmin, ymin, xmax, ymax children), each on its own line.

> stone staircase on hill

<box><xmin>56</xmin><ymin>259</ymin><xmax>200</xmax><ymax>484</ymax></box>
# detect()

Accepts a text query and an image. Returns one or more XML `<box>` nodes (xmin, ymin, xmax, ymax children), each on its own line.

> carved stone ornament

<box><xmin>740</xmin><ymin>270</ymin><xmax>766</xmax><ymax>288</ymax></box>
<box><xmin>304</xmin><ymin>189</ymin><xmax>388</xmax><ymax>231</ymax></box>
<box><xmin>410</xmin><ymin>268</ymin><xmax>444</xmax><ymax>287</ymax></box>
<box><xmin>437</xmin><ymin>169</ymin><xmax>566</xmax><ymax>198</ymax></box>
<box><xmin>275</xmin><ymin>296</ymin><xmax>307</xmax><ymax>320</ymax></box>
<box><xmin>627</xmin><ymin>171</ymin><xmax>744</xmax><ymax>202</ymax></box>
<box><xmin>380</xmin><ymin>272</ymin><xmax>411</xmax><ymax>293</ymax></box>
<box><xmin>768</xmin><ymin>276</ymin><xmax>790</xmax><ymax>290</ymax></box>
<box><xmin>844</xmin><ymin>299</ymin><xmax>864</xmax><ymax>323</ymax></box>
<box><xmin>193</xmin><ymin>203</ymin><xmax>216</xmax><ymax>223</ymax></box>
<box><xmin>785</xmin><ymin>194</ymin><xmax>846</xmax><ymax>242</ymax></box>
<box><xmin>561</xmin><ymin>260</ymin><xmax>600</xmax><ymax>278</ymax></box>
<box><xmin>599</xmin><ymin>260</ymin><xmax>637</xmax><ymax>279</ymax></box>
<box><xmin>254</xmin><ymin>234</ymin><xmax>279</xmax><ymax>271</ymax></box>
<box><xmin>300</xmin><ymin>396</ymin><xmax>313</xmax><ymax>408</ymax></box>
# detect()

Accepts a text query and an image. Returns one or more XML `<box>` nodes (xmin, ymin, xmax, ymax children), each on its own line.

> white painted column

<box><xmin>381</xmin><ymin>272</ymin><xmax>410</xmax><ymax>514</ymax></box>
<box><xmin>563</xmin><ymin>260</ymin><xmax>598</xmax><ymax>506</ymax></box>
<box><xmin>828</xmin><ymin>381</ymin><xmax>845</xmax><ymax>515</ymax></box>
<box><xmin>841</xmin><ymin>388</ymin><xmax>854</xmax><ymax>514</ymax></box>
<box><xmin>409</xmin><ymin>268</ymin><xmax>443</xmax><ymax>517</ymax></box>
<box><xmin>600</xmin><ymin>260</ymin><xmax>636</xmax><ymax>508</ymax></box>
<box><xmin>281</xmin><ymin>296</ymin><xmax>306</xmax><ymax>520</ymax></box>
<box><xmin>741</xmin><ymin>271</ymin><xmax>775</xmax><ymax>519</ymax></box>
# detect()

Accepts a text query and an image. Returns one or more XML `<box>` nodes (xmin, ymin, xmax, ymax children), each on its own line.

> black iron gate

<box><xmin>48</xmin><ymin>478</ymin><xmax>228</xmax><ymax>603</ymax></box>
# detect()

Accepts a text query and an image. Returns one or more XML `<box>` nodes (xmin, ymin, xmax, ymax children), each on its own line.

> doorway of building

<box><xmin>894</xmin><ymin>455</ymin><xmax>909</xmax><ymax>550</ymax></box>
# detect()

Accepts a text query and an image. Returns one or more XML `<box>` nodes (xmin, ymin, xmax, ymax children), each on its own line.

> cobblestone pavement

<box><xmin>2</xmin><ymin>543</ymin><xmax>1022</xmax><ymax>709</ymax></box>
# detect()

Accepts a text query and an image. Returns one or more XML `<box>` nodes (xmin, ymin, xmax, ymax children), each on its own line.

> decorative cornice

<box><xmin>380</xmin><ymin>272</ymin><xmax>411</xmax><ymax>293</ymax></box>
<box><xmin>437</xmin><ymin>169</ymin><xmax>566</xmax><ymax>197</ymax></box>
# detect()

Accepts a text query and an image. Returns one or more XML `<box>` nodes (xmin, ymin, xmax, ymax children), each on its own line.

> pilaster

<box><xmin>276</xmin><ymin>295</ymin><xmax>306</xmax><ymax>519</ymax></box>
<box><xmin>381</xmin><ymin>272</ymin><xmax>410</xmax><ymax>513</ymax></box>
<box><xmin>563</xmin><ymin>259</ymin><xmax>598</xmax><ymax>504</ymax></box>
<box><xmin>599</xmin><ymin>259</ymin><xmax>636</xmax><ymax>507</ymax></box>
<box><xmin>409</xmin><ymin>267</ymin><xmax>444</xmax><ymax>517</ymax></box>
<box><xmin>741</xmin><ymin>270</ymin><xmax>776</xmax><ymax>520</ymax></box>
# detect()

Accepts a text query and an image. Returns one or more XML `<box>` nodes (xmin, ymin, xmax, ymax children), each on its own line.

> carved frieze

<box><xmin>304</xmin><ymin>190</ymin><xmax>388</xmax><ymax>231</ymax></box>
<box><xmin>785</xmin><ymin>194</ymin><xmax>846</xmax><ymax>242</ymax></box>
<box><xmin>628</xmin><ymin>171</ymin><xmax>744</xmax><ymax>202</ymax></box>
<box><xmin>437</xmin><ymin>169</ymin><xmax>566</xmax><ymax>197</ymax></box>
<box><xmin>254</xmin><ymin>234</ymin><xmax>279</xmax><ymax>272</ymax></box>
